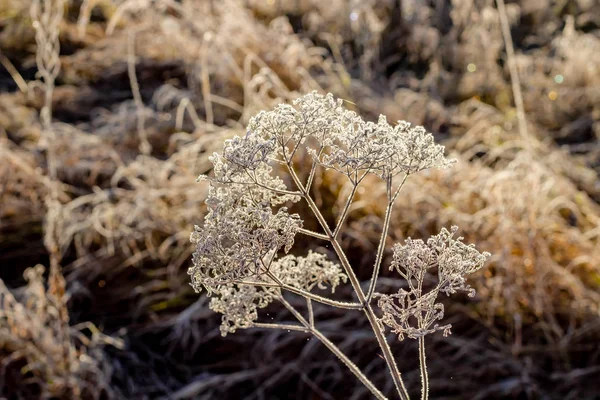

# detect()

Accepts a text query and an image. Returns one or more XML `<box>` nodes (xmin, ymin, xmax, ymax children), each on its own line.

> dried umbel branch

<box><xmin>188</xmin><ymin>92</ymin><xmax>489</xmax><ymax>400</ymax></box>
<box><xmin>375</xmin><ymin>227</ymin><xmax>491</xmax><ymax>341</ymax></box>
<box><xmin>208</xmin><ymin>251</ymin><xmax>347</xmax><ymax>337</ymax></box>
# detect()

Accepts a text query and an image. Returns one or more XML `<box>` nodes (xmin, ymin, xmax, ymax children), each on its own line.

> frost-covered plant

<box><xmin>189</xmin><ymin>92</ymin><xmax>490</xmax><ymax>400</ymax></box>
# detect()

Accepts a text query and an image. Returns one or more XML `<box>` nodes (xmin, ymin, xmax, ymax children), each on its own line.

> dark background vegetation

<box><xmin>1</xmin><ymin>0</ymin><xmax>599</xmax><ymax>399</ymax></box>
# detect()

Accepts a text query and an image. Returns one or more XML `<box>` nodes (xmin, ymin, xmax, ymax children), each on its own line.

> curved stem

<box><xmin>418</xmin><ymin>336</ymin><xmax>429</xmax><ymax>400</ymax></box>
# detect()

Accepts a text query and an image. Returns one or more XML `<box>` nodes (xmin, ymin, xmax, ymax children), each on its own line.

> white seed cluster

<box><xmin>271</xmin><ymin>251</ymin><xmax>347</xmax><ymax>293</ymax></box>
<box><xmin>208</xmin><ymin>283</ymin><xmax>275</xmax><ymax>337</ymax></box>
<box><xmin>320</xmin><ymin>115</ymin><xmax>455</xmax><ymax>180</ymax></box>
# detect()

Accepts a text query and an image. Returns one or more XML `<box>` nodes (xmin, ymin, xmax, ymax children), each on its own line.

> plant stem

<box><xmin>366</xmin><ymin>199</ymin><xmax>393</xmax><ymax>300</ymax></box>
<box><xmin>297</xmin><ymin>227</ymin><xmax>330</xmax><ymax>241</ymax></box>
<box><xmin>0</xmin><ymin>52</ymin><xmax>28</xmax><ymax>93</ymax></box>
<box><xmin>233</xmin><ymin>278</ymin><xmax>363</xmax><ymax>310</ymax></box>
<box><xmin>305</xmin><ymin>146</ymin><xmax>324</xmax><ymax>192</ymax></box>
<box><xmin>333</xmin><ymin>183</ymin><xmax>359</xmax><ymax>238</ymax></box>
<box><xmin>366</xmin><ymin>174</ymin><xmax>408</xmax><ymax>303</ymax></box>
<box><xmin>311</xmin><ymin>326</ymin><xmax>387</xmax><ymax>400</ymax></box>
<box><xmin>307</xmin><ymin>298</ymin><xmax>315</xmax><ymax>328</ymax></box>
<box><xmin>253</xmin><ymin>322</ymin><xmax>309</xmax><ymax>333</ymax></box>
<box><xmin>495</xmin><ymin>0</ymin><xmax>530</xmax><ymax>147</ymax></box>
<box><xmin>284</xmin><ymin>160</ymin><xmax>410</xmax><ymax>400</ymax></box>
<box><xmin>419</xmin><ymin>336</ymin><xmax>429</xmax><ymax>400</ymax></box>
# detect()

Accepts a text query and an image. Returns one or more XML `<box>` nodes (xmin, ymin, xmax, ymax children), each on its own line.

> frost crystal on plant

<box><xmin>375</xmin><ymin>226</ymin><xmax>490</xmax><ymax>340</ymax></box>
<box><xmin>272</xmin><ymin>251</ymin><xmax>347</xmax><ymax>293</ymax></box>
<box><xmin>376</xmin><ymin>289</ymin><xmax>450</xmax><ymax>340</ymax></box>
<box><xmin>428</xmin><ymin>226</ymin><xmax>491</xmax><ymax>297</ymax></box>
<box><xmin>189</xmin><ymin>193</ymin><xmax>301</xmax><ymax>292</ymax></box>
<box><xmin>319</xmin><ymin>115</ymin><xmax>455</xmax><ymax>180</ymax></box>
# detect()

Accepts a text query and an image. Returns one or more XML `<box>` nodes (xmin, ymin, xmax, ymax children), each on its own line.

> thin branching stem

<box><xmin>391</xmin><ymin>174</ymin><xmax>409</xmax><ymax>204</ymax></box>
<box><xmin>284</xmin><ymin>158</ymin><xmax>410</xmax><ymax>400</ymax></box>
<box><xmin>307</xmin><ymin>298</ymin><xmax>315</xmax><ymax>328</ymax></box>
<box><xmin>305</xmin><ymin>146</ymin><xmax>324</xmax><ymax>192</ymax></box>
<box><xmin>286</xmin><ymin>160</ymin><xmax>365</xmax><ymax>298</ymax></box>
<box><xmin>366</xmin><ymin>173</ymin><xmax>409</xmax><ymax>303</ymax></box>
<box><xmin>253</xmin><ymin>322</ymin><xmax>309</xmax><ymax>333</ymax></box>
<box><xmin>278</xmin><ymin>295</ymin><xmax>309</xmax><ymax>325</ymax></box>
<box><xmin>266</xmin><ymin>270</ymin><xmax>363</xmax><ymax>309</ymax></box>
<box><xmin>232</xmin><ymin>279</ymin><xmax>280</xmax><ymax>289</ymax></box>
<box><xmin>243</xmin><ymin>170</ymin><xmax>303</xmax><ymax>197</ymax></box>
<box><xmin>333</xmin><ymin>183</ymin><xmax>359</xmax><ymax>239</ymax></box>
<box><xmin>253</xmin><ymin>181</ymin><xmax>302</xmax><ymax>197</ymax></box>
<box><xmin>282</xmin><ymin>284</ymin><xmax>363</xmax><ymax>310</ymax></box>
<box><xmin>233</xmin><ymin>278</ymin><xmax>363</xmax><ymax>310</ymax></box>
<box><xmin>309</xmin><ymin>325</ymin><xmax>388</xmax><ymax>400</ymax></box>
<box><xmin>297</xmin><ymin>228</ymin><xmax>330</xmax><ymax>241</ymax></box>
<box><xmin>418</xmin><ymin>336</ymin><xmax>429</xmax><ymax>400</ymax></box>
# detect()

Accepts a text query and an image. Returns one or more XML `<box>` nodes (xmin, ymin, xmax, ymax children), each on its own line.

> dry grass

<box><xmin>1</xmin><ymin>0</ymin><xmax>599</xmax><ymax>398</ymax></box>
<box><xmin>0</xmin><ymin>264</ymin><xmax>120</xmax><ymax>399</ymax></box>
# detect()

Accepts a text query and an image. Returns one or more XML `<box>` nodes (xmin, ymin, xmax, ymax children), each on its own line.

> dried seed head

<box><xmin>209</xmin><ymin>283</ymin><xmax>276</xmax><ymax>337</ymax></box>
<box><xmin>376</xmin><ymin>226</ymin><xmax>490</xmax><ymax>340</ymax></box>
<box><xmin>272</xmin><ymin>251</ymin><xmax>347</xmax><ymax>293</ymax></box>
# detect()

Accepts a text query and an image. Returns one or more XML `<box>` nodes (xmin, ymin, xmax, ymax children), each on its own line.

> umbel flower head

<box><xmin>209</xmin><ymin>251</ymin><xmax>347</xmax><ymax>336</ymax></box>
<box><xmin>245</xmin><ymin>91</ymin><xmax>455</xmax><ymax>180</ymax></box>
<box><xmin>375</xmin><ymin>226</ymin><xmax>491</xmax><ymax>340</ymax></box>
<box><xmin>189</xmin><ymin>91</ymin><xmax>459</xmax><ymax>335</ymax></box>
<box><xmin>320</xmin><ymin>115</ymin><xmax>455</xmax><ymax>180</ymax></box>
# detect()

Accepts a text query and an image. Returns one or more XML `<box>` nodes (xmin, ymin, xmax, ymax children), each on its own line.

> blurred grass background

<box><xmin>0</xmin><ymin>0</ymin><xmax>599</xmax><ymax>398</ymax></box>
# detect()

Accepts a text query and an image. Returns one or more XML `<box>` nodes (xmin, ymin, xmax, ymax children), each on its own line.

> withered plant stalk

<box><xmin>189</xmin><ymin>92</ymin><xmax>490</xmax><ymax>399</ymax></box>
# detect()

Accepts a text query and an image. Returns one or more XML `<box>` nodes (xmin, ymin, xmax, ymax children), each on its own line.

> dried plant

<box><xmin>189</xmin><ymin>92</ymin><xmax>490</xmax><ymax>399</ymax></box>
<box><xmin>0</xmin><ymin>265</ymin><xmax>120</xmax><ymax>399</ymax></box>
<box><xmin>2</xmin><ymin>0</ymin><xmax>599</xmax><ymax>398</ymax></box>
